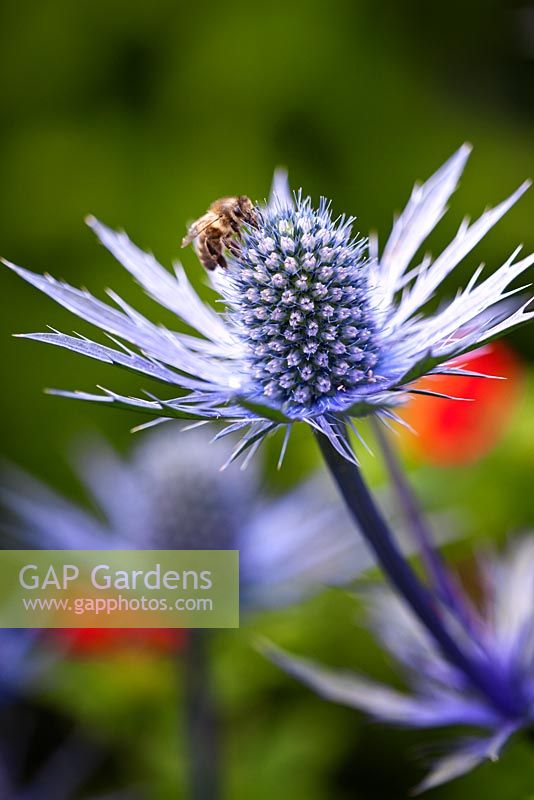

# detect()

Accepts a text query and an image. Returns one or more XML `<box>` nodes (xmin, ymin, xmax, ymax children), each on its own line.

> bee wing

<box><xmin>181</xmin><ymin>213</ymin><xmax>220</xmax><ymax>248</ymax></box>
<box><xmin>181</xmin><ymin>221</ymin><xmax>201</xmax><ymax>248</ymax></box>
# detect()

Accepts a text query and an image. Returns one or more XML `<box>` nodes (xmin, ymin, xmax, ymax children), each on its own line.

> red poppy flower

<box><xmin>48</xmin><ymin>627</ymin><xmax>187</xmax><ymax>656</ymax></box>
<box><xmin>400</xmin><ymin>342</ymin><xmax>523</xmax><ymax>466</ymax></box>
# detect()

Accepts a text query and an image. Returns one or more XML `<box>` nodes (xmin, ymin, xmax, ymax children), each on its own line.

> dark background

<box><xmin>0</xmin><ymin>1</ymin><xmax>533</xmax><ymax>797</ymax></box>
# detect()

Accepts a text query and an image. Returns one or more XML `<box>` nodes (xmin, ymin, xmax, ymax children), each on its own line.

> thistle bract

<box><xmin>267</xmin><ymin>537</ymin><xmax>534</xmax><ymax>792</ymax></box>
<box><xmin>4</xmin><ymin>145</ymin><xmax>533</xmax><ymax>463</ymax></box>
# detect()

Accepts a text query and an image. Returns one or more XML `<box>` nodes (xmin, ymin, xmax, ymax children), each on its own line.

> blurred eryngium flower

<box><xmin>267</xmin><ymin>537</ymin><xmax>534</xmax><ymax>792</ymax></box>
<box><xmin>0</xmin><ymin>630</ymin><xmax>43</xmax><ymax>704</ymax></box>
<box><xmin>1</xmin><ymin>427</ymin><xmax>380</xmax><ymax>609</ymax></box>
<box><xmin>4</xmin><ymin>146</ymin><xmax>533</xmax><ymax>463</ymax></box>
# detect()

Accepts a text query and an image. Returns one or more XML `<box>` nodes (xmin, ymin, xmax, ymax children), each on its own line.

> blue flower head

<box><xmin>4</xmin><ymin>146</ymin><xmax>533</xmax><ymax>463</ymax></box>
<box><xmin>266</xmin><ymin>537</ymin><xmax>534</xmax><ymax>792</ymax></box>
<box><xmin>1</xmin><ymin>427</ymin><xmax>384</xmax><ymax>610</ymax></box>
<box><xmin>226</xmin><ymin>194</ymin><xmax>379</xmax><ymax>416</ymax></box>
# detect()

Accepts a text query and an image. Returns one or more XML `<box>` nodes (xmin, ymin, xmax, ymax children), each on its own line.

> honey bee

<box><xmin>181</xmin><ymin>196</ymin><xmax>257</xmax><ymax>271</ymax></box>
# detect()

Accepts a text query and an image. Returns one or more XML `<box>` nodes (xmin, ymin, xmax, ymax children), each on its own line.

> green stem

<box><xmin>183</xmin><ymin>630</ymin><xmax>221</xmax><ymax>800</ymax></box>
<box><xmin>371</xmin><ymin>418</ymin><xmax>479</xmax><ymax>637</ymax></box>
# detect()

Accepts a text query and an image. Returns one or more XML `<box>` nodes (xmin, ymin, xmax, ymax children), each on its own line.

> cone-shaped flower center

<box><xmin>229</xmin><ymin>196</ymin><xmax>380</xmax><ymax>415</ymax></box>
<box><xmin>131</xmin><ymin>432</ymin><xmax>256</xmax><ymax>550</ymax></box>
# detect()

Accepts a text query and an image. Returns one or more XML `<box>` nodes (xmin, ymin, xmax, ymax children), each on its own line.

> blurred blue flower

<box><xmin>266</xmin><ymin>536</ymin><xmax>534</xmax><ymax>792</ymax></box>
<box><xmin>4</xmin><ymin>146</ymin><xmax>533</xmax><ymax>464</ymax></box>
<box><xmin>1</xmin><ymin>427</ymin><xmax>386</xmax><ymax>610</ymax></box>
<box><xmin>0</xmin><ymin>629</ymin><xmax>43</xmax><ymax>706</ymax></box>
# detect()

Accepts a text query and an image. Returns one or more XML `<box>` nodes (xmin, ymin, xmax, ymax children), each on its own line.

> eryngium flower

<box><xmin>266</xmin><ymin>537</ymin><xmax>534</xmax><ymax>792</ymax></box>
<box><xmin>1</xmin><ymin>427</ymin><xmax>383</xmax><ymax>609</ymax></box>
<box><xmin>4</xmin><ymin>146</ymin><xmax>533</xmax><ymax>463</ymax></box>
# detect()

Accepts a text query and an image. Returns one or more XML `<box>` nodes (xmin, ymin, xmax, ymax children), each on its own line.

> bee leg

<box><xmin>205</xmin><ymin>238</ymin><xmax>227</xmax><ymax>269</ymax></box>
<box><xmin>226</xmin><ymin>239</ymin><xmax>242</xmax><ymax>257</ymax></box>
<box><xmin>228</xmin><ymin>216</ymin><xmax>241</xmax><ymax>233</ymax></box>
<box><xmin>198</xmin><ymin>240</ymin><xmax>218</xmax><ymax>271</ymax></box>
<box><xmin>202</xmin><ymin>255</ymin><xmax>218</xmax><ymax>270</ymax></box>
<box><xmin>221</xmin><ymin>233</ymin><xmax>239</xmax><ymax>252</ymax></box>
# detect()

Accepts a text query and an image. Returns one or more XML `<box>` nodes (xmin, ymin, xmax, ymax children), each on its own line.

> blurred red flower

<box><xmin>400</xmin><ymin>342</ymin><xmax>523</xmax><ymax>466</ymax></box>
<box><xmin>49</xmin><ymin>627</ymin><xmax>187</xmax><ymax>656</ymax></box>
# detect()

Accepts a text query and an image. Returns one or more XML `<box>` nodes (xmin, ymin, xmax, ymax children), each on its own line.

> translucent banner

<box><xmin>0</xmin><ymin>550</ymin><xmax>239</xmax><ymax>628</ymax></box>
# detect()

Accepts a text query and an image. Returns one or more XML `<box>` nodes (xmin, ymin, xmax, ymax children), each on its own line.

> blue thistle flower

<box><xmin>3</xmin><ymin>145</ymin><xmax>533</xmax><ymax>463</ymax></box>
<box><xmin>265</xmin><ymin>536</ymin><xmax>534</xmax><ymax>792</ymax></box>
<box><xmin>1</xmin><ymin>427</ymin><xmax>388</xmax><ymax>610</ymax></box>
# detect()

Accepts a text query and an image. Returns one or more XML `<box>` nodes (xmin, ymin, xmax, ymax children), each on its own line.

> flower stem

<box><xmin>183</xmin><ymin>630</ymin><xmax>221</xmax><ymax>800</ymax></box>
<box><xmin>370</xmin><ymin>418</ymin><xmax>479</xmax><ymax>638</ymax></box>
<box><xmin>314</xmin><ymin>425</ymin><xmax>520</xmax><ymax>719</ymax></box>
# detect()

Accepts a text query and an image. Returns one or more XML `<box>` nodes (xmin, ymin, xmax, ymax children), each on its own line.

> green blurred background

<box><xmin>0</xmin><ymin>0</ymin><xmax>533</xmax><ymax>797</ymax></box>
